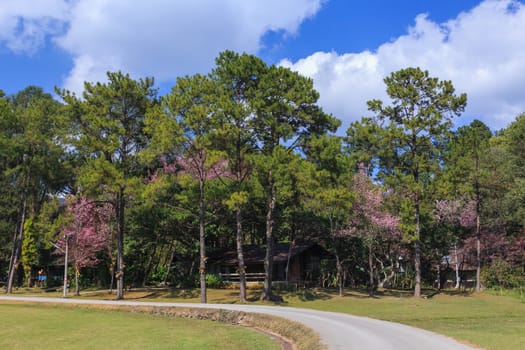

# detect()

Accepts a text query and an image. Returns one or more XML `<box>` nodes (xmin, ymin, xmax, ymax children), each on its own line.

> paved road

<box><xmin>0</xmin><ymin>296</ymin><xmax>477</xmax><ymax>350</ymax></box>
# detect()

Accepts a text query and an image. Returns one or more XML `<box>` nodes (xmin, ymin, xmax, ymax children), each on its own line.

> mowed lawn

<box><xmin>282</xmin><ymin>290</ymin><xmax>525</xmax><ymax>350</ymax></box>
<box><xmin>91</xmin><ymin>287</ymin><xmax>523</xmax><ymax>350</ymax></box>
<box><xmin>0</xmin><ymin>303</ymin><xmax>279</xmax><ymax>350</ymax></box>
<box><xmin>6</xmin><ymin>287</ymin><xmax>525</xmax><ymax>350</ymax></box>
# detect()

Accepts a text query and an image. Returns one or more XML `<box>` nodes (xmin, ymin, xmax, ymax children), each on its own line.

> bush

<box><xmin>481</xmin><ymin>259</ymin><xmax>524</xmax><ymax>289</ymax></box>
<box><xmin>204</xmin><ymin>273</ymin><xmax>223</xmax><ymax>288</ymax></box>
<box><xmin>149</xmin><ymin>266</ymin><xmax>168</xmax><ymax>285</ymax></box>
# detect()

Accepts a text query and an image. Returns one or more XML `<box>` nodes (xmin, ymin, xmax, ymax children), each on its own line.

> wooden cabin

<box><xmin>208</xmin><ymin>242</ymin><xmax>329</xmax><ymax>285</ymax></box>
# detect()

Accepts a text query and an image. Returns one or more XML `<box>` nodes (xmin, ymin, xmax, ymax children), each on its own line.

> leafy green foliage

<box><xmin>21</xmin><ymin>218</ymin><xmax>38</xmax><ymax>286</ymax></box>
<box><xmin>204</xmin><ymin>273</ymin><xmax>224</xmax><ymax>288</ymax></box>
<box><xmin>360</xmin><ymin>67</ymin><xmax>467</xmax><ymax>296</ymax></box>
<box><xmin>482</xmin><ymin>259</ymin><xmax>524</xmax><ymax>289</ymax></box>
<box><xmin>58</xmin><ymin>71</ymin><xmax>158</xmax><ymax>299</ymax></box>
<box><xmin>2</xmin><ymin>57</ymin><xmax>524</xmax><ymax>298</ymax></box>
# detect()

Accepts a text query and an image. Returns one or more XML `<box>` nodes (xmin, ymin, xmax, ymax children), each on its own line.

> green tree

<box><xmin>366</xmin><ymin>67</ymin><xmax>467</xmax><ymax>297</ymax></box>
<box><xmin>212</xmin><ymin>51</ymin><xmax>265</xmax><ymax>302</ymax></box>
<box><xmin>156</xmin><ymin>74</ymin><xmax>224</xmax><ymax>303</ymax></box>
<box><xmin>3</xmin><ymin>86</ymin><xmax>70</xmax><ymax>293</ymax></box>
<box><xmin>59</xmin><ymin>72</ymin><xmax>157</xmax><ymax>299</ymax></box>
<box><xmin>250</xmin><ymin>65</ymin><xmax>340</xmax><ymax>300</ymax></box>
<box><xmin>503</xmin><ymin>114</ymin><xmax>525</xmax><ymax>235</ymax></box>
<box><xmin>0</xmin><ymin>89</ymin><xmax>17</xmax><ymax>280</ymax></box>
<box><xmin>303</xmin><ymin>134</ymin><xmax>354</xmax><ymax>295</ymax></box>
<box><xmin>504</xmin><ymin>113</ymin><xmax>525</xmax><ymax>171</ymax></box>
<box><xmin>446</xmin><ymin>120</ymin><xmax>492</xmax><ymax>291</ymax></box>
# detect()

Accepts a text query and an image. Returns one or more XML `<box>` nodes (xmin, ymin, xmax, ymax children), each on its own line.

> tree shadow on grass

<box><xmin>293</xmin><ymin>289</ymin><xmax>333</xmax><ymax>301</ymax></box>
<box><xmin>166</xmin><ymin>288</ymin><xmax>200</xmax><ymax>299</ymax></box>
<box><xmin>373</xmin><ymin>288</ymin><xmax>414</xmax><ymax>298</ymax></box>
<box><xmin>425</xmin><ymin>289</ymin><xmax>474</xmax><ymax>298</ymax></box>
<box><xmin>376</xmin><ymin>288</ymin><xmax>473</xmax><ymax>299</ymax></box>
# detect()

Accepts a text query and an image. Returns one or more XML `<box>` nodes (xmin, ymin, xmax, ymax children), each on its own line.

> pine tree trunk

<box><xmin>414</xmin><ymin>196</ymin><xmax>422</xmax><ymax>298</ymax></box>
<box><xmin>75</xmin><ymin>265</ymin><xmax>80</xmax><ymax>296</ymax></box>
<box><xmin>6</xmin><ymin>223</ymin><xmax>19</xmax><ymax>293</ymax></box>
<box><xmin>475</xmin><ymin>153</ymin><xmax>482</xmax><ymax>293</ymax></box>
<box><xmin>199</xmin><ymin>176</ymin><xmax>207</xmax><ymax>304</ymax></box>
<box><xmin>109</xmin><ymin>256</ymin><xmax>115</xmax><ymax>294</ymax></box>
<box><xmin>475</xmin><ymin>214</ymin><xmax>481</xmax><ymax>292</ymax></box>
<box><xmin>436</xmin><ymin>263</ymin><xmax>441</xmax><ymax>290</ymax></box>
<box><xmin>285</xmin><ymin>236</ymin><xmax>293</xmax><ymax>283</ymax></box>
<box><xmin>414</xmin><ymin>240</ymin><xmax>422</xmax><ymax>297</ymax></box>
<box><xmin>452</xmin><ymin>244</ymin><xmax>459</xmax><ymax>289</ymax></box>
<box><xmin>368</xmin><ymin>243</ymin><xmax>375</xmax><ymax>296</ymax></box>
<box><xmin>116</xmin><ymin>188</ymin><xmax>125</xmax><ymax>300</ymax></box>
<box><xmin>7</xmin><ymin>198</ymin><xmax>27</xmax><ymax>294</ymax></box>
<box><xmin>162</xmin><ymin>243</ymin><xmax>176</xmax><ymax>285</ymax></box>
<box><xmin>234</xmin><ymin>127</ymin><xmax>247</xmax><ymax>303</ymax></box>
<box><xmin>236</xmin><ymin>208</ymin><xmax>247</xmax><ymax>303</ymax></box>
<box><xmin>63</xmin><ymin>236</ymin><xmax>70</xmax><ymax>298</ymax></box>
<box><xmin>336</xmin><ymin>252</ymin><xmax>343</xmax><ymax>297</ymax></box>
<box><xmin>142</xmin><ymin>233</ymin><xmax>161</xmax><ymax>287</ymax></box>
<box><xmin>262</xmin><ymin>180</ymin><xmax>276</xmax><ymax>301</ymax></box>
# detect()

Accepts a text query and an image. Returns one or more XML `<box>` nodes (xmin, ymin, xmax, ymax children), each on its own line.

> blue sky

<box><xmin>260</xmin><ymin>1</ymin><xmax>483</xmax><ymax>61</ymax></box>
<box><xmin>1</xmin><ymin>0</ymin><xmax>524</xmax><ymax>132</ymax></box>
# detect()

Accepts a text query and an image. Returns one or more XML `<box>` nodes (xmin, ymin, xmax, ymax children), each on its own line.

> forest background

<box><xmin>1</xmin><ymin>51</ymin><xmax>524</xmax><ymax>302</ymax></box>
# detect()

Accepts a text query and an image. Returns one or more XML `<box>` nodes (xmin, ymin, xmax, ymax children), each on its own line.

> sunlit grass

<box><xmin>117</xmin><ymin>287</ymin><xmax>525</xmax><ymax>350</ymax></box>
<box><xmin>8</xmin><ymin>286</ymin><xmax>525</xmax><ymax>350</ymax></box>
<box><xmin>282</xmin><ymin>289</ymin><xmax>525</xmax><ymax>350</ymax></box>
<box><xmin>0</xmin><ymin>303</ymin><xmax>279</xmax><ymax>350</ymax></box>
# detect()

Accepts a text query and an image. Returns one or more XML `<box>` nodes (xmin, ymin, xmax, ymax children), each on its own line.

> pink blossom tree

<box><xmin>344</xmin><ymin>165</ymin><xmax>400</xmax><ymax>295</ymax></box>
<box><xmin>435</xmin><ymin>198</ymin><xmax>477</xmax><ymax>289</ymax></box>
<box><xmin>56</xmin><ymin>197</ymin><xmax>112</xmax><ymax>296</ymax></box>
<box><xmin>436</xmin><ymin>197</ymin><xmax>524</xmax><ymax>290</ymax></box>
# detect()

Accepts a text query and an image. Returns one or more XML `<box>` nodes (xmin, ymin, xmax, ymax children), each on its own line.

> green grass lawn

<box><xmin>112</xmin><ymin>287</ymin><xmax>524</xmax><ymax>350</ymax></box>
<box><xmin>282</xmin><ymin>289</ymin><xmax>525</xmax><ymax>350</ymax></box>
<box><xmin>0</xmin><ymin>303</ymin><xmax>280</xmax><ymax>350</ymax></box>
<box><xmin>8</xmin><ymin>286</ymin><xmax>525</xmax><ymax>350</ymax></box>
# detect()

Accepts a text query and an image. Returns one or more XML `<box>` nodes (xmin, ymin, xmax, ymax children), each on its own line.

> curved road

<box><xmin>0</xmin><ymin>296</ymin><xmax>477</xmax><ymax>350</ymax></box>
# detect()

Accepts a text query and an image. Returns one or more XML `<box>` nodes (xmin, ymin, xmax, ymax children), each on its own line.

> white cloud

<box><xmin>3</xmin><ymin>0</ymin><xmax>523</xmax><ymax>131</ymax></box>
<box><xmin>281</xmin><ymin>0</ymin><xmax>525</xmax><ymax>131</ymax></box>
<box><xmin>0</xmin><ymin>0</ymin><xmax>70</xmax><ymax>53</ymax></box>
<box><xmin>54</xmin><ymin>0</ymin><xmax>323</xmax><ymax>92</ymax></box>
<box><xmin>1</xmin><ymin>0</ymin><xmax>323</xmax><ymax>92</ymax></box>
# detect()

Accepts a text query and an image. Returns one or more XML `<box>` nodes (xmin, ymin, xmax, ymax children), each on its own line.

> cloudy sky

<box><xmin>1</xmin><ymin>0</ymin><xmax>524</xmax><ymax>132</ymax></box>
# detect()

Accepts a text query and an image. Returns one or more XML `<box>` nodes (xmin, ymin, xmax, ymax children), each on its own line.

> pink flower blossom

<box><xmin>340</xmin><ymin>164</ymin><xmax>400</xmax><ymax>238</ymax></box>
<box><xmin>435</xmin><ymin>199</ymin><xmax>476</xmax><ymax>228</ymax></box>
<box><xmin>56</xmin><ymin>197</ymin><xmax>112</xmax><ymax>269</ymax></box>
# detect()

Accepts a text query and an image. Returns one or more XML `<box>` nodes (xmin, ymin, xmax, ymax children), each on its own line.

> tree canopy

<box><xmin>1</xmin><ymin>56</ymin><xmax>523</xmax><ymax>301</ymax></box>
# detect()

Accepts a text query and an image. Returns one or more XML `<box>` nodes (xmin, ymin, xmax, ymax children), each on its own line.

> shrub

<box><xmin>150</xmin><ymin>266</ymin><xmax>168</xmax><ymax>285</ymax></box>
<box><xmin>205</xmin><ymin>273</ymin><xmax>223</xmax><ymax>288</ymax></box>
<box><xmin>481</xmin><ymin>259</ymin><xmax>524</xmax><ymax>289</ymax></box>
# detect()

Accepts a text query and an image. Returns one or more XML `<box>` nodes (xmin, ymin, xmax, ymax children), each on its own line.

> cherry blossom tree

<box><xmin>343</xmin><ymin>165</ymin><xmax>400</xmax><ymax>295</ymax></box>
<box><xmin>56</xmin><ymin>197</ymin><xmax>112</xmax><ymax>296</ymax></box>
<box><xmin>436</xmin><ymin>196</ymin><xmax>525</xmax><ymax>290</ymax></box>
<box><xmin>435</xmin><ymin>198</ymin><xmax>475</xmax><ymax>288</ymax></box>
